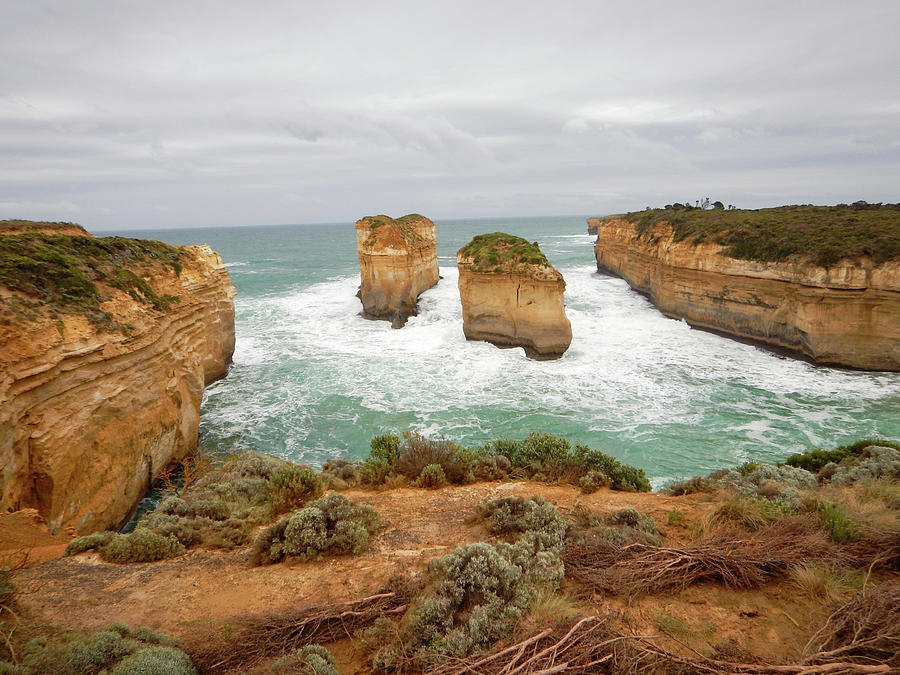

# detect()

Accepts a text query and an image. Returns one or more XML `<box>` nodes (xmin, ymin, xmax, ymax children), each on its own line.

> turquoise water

<box><xmin>112</xmin><ymin>216</ymin><xmax>900</xmax><ymax>488</ymax></box>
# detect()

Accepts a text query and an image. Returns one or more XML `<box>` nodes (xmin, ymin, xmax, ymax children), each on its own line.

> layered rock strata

<box><xmin>457</xmin><ymin>233</ymin><xmax>572</xmax><ymax>360</ymax></box>
<box><xmin>355</xmin><ymin>214</ymin><xmax>440</xmax><ymax>328</ymax></box>
<box><xmin>589</xmin><ymin>216</ymin><xmax>900</xmax><ymax>370</ymax></box>
<box><xmin>0</xmin><ymin>226</ymin><xmax>236</xmax><ymax>534</ymax></box>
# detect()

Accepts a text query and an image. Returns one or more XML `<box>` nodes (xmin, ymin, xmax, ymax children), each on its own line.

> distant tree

<box><xmin>712</xmin><ymin>201</ymin><xmax>724</xmax><ymax>209</ymax></box>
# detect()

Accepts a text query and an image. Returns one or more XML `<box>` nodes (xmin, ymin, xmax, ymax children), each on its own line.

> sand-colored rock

<box><xmin>355</xmin><ymin>214</ymin><xmax>439</xmax><ymax>328</ymax></box>
<box><xmin>0</xmin><ymin>231</ymin><xmax>236</xmax><ymax>534</ymax></box>
<box><xmin>589</xmin><ymin>216</ymin><xmax>900</xmax><ymax>370</ymax></box>
<box><xmin>457</xmin><ymin>233</ymin><xmax>572</xmax><ymax>360</ymax></box>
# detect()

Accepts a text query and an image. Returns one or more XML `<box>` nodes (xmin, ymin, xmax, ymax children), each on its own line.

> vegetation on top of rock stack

<box><xmin>620</xmin><ymin>203</ymin><xmax>900</xmax><ymax>267</ymax></box>
<box><xmin>360</xmin><ymin>213</ymin><xmax>429</xmax><ymax>248</ymax></box>
<box><xmin>0</xmin><ymin>221</ymin><xmax>184</xmax><ymax>325</ymax></box>
<box><xmin>458</xmin><ymin>232</ymin><xmax>550</xmax><ymax>273</ymax></box>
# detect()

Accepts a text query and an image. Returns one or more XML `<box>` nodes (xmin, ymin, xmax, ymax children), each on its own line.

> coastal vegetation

<box><xmin>6</xmin><ymin>435</ymin><xmax>898</xmax><ymax>673</ymax></box>
<box><xmin>0</xmin><ymin>622</ymin><xmax>196</xmax><ymax>674</ymax></box>
<box><xmin>359</xmin><ymin>213</ymin><xmax>429</xmax><ymax>248</ymax></box>
<box><xmin>0</xmin><ymin>220</ymin><xmax>183</xmax><ymax>327</ymax></box>
<box><xmin>353</xmin><ymin>431</ymin><xmax>653</xmax><ymax>492</ymax></box>
<box><xmin>618</xmin><ymin>203</ymin><xmax>900</xmax><ymax>266</ymax></box>
<box><xmin>457</xmin><ymin>232</ymin><xmax>550</xmax><ymax>273</ymax></box>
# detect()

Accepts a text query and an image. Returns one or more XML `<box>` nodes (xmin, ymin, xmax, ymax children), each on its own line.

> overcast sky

<box><xmin>1</xmin><ymin>1</ymin><xmax>897</xmax><ymax>230</ymax></box>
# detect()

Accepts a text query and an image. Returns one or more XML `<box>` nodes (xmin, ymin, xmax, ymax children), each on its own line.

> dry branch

<box><xmin>189</xmin><ymin>578</ymin><xmax>417</xmax><ymax>672</ymax></box>
<box><xmin>565</xmin><ymin>518</ymin><xmax>837</xmax><ymax>597</ymax></box>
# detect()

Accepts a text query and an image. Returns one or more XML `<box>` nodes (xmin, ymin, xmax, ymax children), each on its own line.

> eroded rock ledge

<box><xmin>0</xmin><ymin>223</ymin><xmax>236</xmax><ymax>533</ymax></box>
<box><xmin>355</xmin><ymin>214</ymin><xmax>439</xmax><ymax>328</ymax></box>
<box><xmin>589</xmin><ymin>216</ymin><xmax>900</xmax><ymax>370</ymax></box>
<box><xmin>457</xmin><ymin>232</ymin><xmax>572</xmax><ymax>360</ymax></box>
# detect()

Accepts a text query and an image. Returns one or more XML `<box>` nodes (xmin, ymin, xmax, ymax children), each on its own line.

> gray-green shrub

<box><xmin>252</xmin><ymin>493</ymin><xmax>380</xmax><ymax>564</ymax></box>
<box><xmin>5</xmin><ymin>623</ymin><xmax>195</xmax><ymax>675</ymax></box>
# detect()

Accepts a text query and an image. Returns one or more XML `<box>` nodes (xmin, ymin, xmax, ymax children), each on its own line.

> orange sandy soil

<box><xmin>4</xmin><ymin>482</ymin><xmax>864</xmax><ymax>672</ymax></box>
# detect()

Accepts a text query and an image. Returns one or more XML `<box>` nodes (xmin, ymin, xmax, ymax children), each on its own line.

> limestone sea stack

<box><xmin>0</xmin><ymin>221</ymin><xmax>236</xmax><ymax>534</ymax></box>
<box><xmin>589</xmin><ymin>206</ymin><xmax>900</xmax><ymax>370</ymax></box>
<box><xmin>457</xmin><ymin>233</ymin><xmax>572</xmax><ymax>360</ymax></box>
<box><xmin>355</xmin><ymin>214</ymin><xmax>440</xmax><ymax>328</ymax></box>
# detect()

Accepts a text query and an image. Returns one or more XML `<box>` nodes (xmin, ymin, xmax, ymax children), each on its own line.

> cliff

<box><xmin>0</xmin><ymin>222</ymin><xmax>236</xmax><ymax>534</ymax></box>
<box><xmin>589</xmin><ymin>211</ymin><xmax>900</xmax><ymax>370</ymax></box>
<box><xmin>355</xmin><ymin>214</ymin><xmax>440</xmax><ymax>328</ymax></box>
<box><xmin>457</xmin><ymin>232</ymin><xmax>572</xmax><ymax>360</ymax></box>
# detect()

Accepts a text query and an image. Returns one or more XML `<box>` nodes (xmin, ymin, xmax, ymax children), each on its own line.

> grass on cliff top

<box><xmin>458</xmin><ymin>232</ymin><xmax>550</xmax><ymax>273</ymax></box>
<box><xmin>0</xmin><ymin>219</ymin><xmax>89</xmax><ymax>234</ymax></box>
<box><xmin>360</xmin><ymin>213</ymin><xmax>428</xmax><ymax>247</ymax></box>
<box><xmin>0</xmin><ymin>223</ymin><xmax>184</xmax><ymax>325</ymax></box>
<box><xmin>618</xmin><ymin>203</ymin><xmax>900</xmax><ymax>267</ymax></box>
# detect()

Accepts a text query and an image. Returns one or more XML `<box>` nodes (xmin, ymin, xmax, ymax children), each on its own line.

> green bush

<box><xmin>579</xmin><ymin>469</ymin><xmax>610</xmax><ymax>493</ymax></box>
<box><xmin>471</xmin><ymin>454</ymin><xmax>511</xmax><ymax>481</ymax></box>
<box><xmin>267</xmin><ymin>466</ymin><xmax>323</xmax><ymax>514</ymax></box>
<box><xmin>804</xmin><ymin>499</ymin><xmax>860</xmax><ymax>544</ymax></box>
<box><xmin>111</xmin><ymin>646</ymin><xmax>197</xmax><ymax>675</ymax></box>
<box><xmin>252</xmin><ymin>493</ymin><xmax>380</xmax><ymax>565</ymax></box>
<box><xmin>370</xmin><ymin>434</ymin><xmax>402</xmax><ymax>464</ymax></box>
<box><xmin>405</xmin><ymin>542</ymin><xmax>536</xmax><ymax>657</ymax></box>
<box><xmin>396</xmin><ymin>434</ymin><xmax>464</xmax><ymax>483</ymax></box>
<box><xmin>785</xmin><ymin>439</ymin><xmax>899</xmax><ymax>473</ymax></box>
<box><xmin>477</xmin><ymin>496</ymin><xmax>567</xmax><ymax>544</ymax></box>
<box><xmin>65</xmin><ymin>531</ymin><xmax>115</xmax><ymax>556</ymax></box>
<box><xmin>572</xmin><ymin>444</ymin><xmax>652</xmax><ymax>492</ymax></box>
<box><xmin>8</xmin><ymin>623</ymin><xmax>195</xmax><ymax>675</ymax></box>
<box><xmin>99</xmin><ymin>530</ymin><xmax>186</xmax><ymax>563</ymax></box>
<box><xmin>415</xmin><ymin>464</ymin><xmax>447</xmax><ymax>489</ymax></box>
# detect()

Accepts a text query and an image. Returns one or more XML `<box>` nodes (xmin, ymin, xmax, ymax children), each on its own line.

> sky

<box><xmin>0</xmin><ymin>1</ymin><xmax>898</xmax><ymax>230</ymax></box>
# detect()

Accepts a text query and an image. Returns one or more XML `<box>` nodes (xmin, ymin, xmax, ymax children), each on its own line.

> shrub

<box><xmin>785</xmin><ymin>439</ymin><xmax>900</xmax><ymax>474</ymax></box>
<box><xmin>572</xmin><ymin>444</ymin><xmax>652</xmax><ymax>492</ymax></box>
<box><xmin>111</xmin><ymin>646</ymin><xmax>197</xmax><ymax>674</ymax></box>
<box><xmin>320</xmin><ymin>458</ymin><xmax>362</xmax><ymax>489</ymax></box>
<box><xmin>579</xmin><ymin>469</ymin><xmax>610</xmax><ymax>493</ymax></box>
<box><xmin>99</xmin><ymin>530</ymin><xmax>186</xmax><ymax>563</ymax></box>
<box><xmin>476</xmin><ymin>496</ymin><xmax>567</xmax><ymax>544</ymax></box>
<box><xmin>664</xmin><ymin>476</ymin><xmax>714</xmax><ymax>495</ymax></box>
<box><xmin>405</xmin><ymin>542</ymin><xmax>536</xmax><ymax>657</ymax></box>
<box><xmin>830</xmin><ymin>445</ymin><xmax>900</xmax><ymax>486</ymax></box>
<box><xmin>267</xmin><ymin>466</ymin><xmax>323</xmax><ymax>514</ymax></box>
<box><xmin>415</xmin><ymin>464</ymin><xmax>447</xmax><ymax>489</ymax></box>
<box><xmin>11</xmin><ymin>623</ymin><xmax>195</xmax><ymax>675</ymax></box>
<box><xmin>370</xmin><ymin>433</ymin><xmax>401</xmax><ymax>464</ymax></box>
<box><xmin>65</xmin><ymin>531</ymin><xmax>115</xmax><ymax>556</ymax></box>
<box><xmin>396</xmin><ymin>434</ymin><xmax>464</xmax><ymax>483</ymax></box>
<box><xmin>251</xmin><ymin>493</ymin><xmax>380</xmax><ymax>565</ymax></box>
<box><xmin>607</xmin><ymin>508</ymin><xmax>660</xmax><ymax>543</ymax></box>
<box><xmin>247</xmin><ymin>644</ymin><xmax>338</xmax><ymax>675</ymax></box>
<box><xmin>804</xmin><ymin>499</ymin><xmax>860</xmax><ymax>544</ymax></box>
<box><xmin>471</xmin><ymin>454</ymin><xmax>511</xmax><ymax>481</ymax></box>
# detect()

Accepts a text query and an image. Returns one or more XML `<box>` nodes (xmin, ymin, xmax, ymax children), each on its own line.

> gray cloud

<box><xmin>0</xmin><ymin>0</ymin><xmax>897</xmax><ymax>229</ymax></box>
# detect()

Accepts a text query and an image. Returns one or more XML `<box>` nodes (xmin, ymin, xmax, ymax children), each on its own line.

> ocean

<box><xmin>110</xmin><ymin>215</ymin><xmax>900</xmax><ymax>489</ymax></box>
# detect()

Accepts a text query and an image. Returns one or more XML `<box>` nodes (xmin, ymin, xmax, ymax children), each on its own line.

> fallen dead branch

<box><xmin>189</xmin><ymin>576</ymin><xmax>418</xmax><ymax>672</ymax></box>
<box><xmin>428</xmin><ymin>615</ymin><xmax>652</xmax><ymax>675</ymax></box>
<box><xmin>425</xmin><ymin>611</ymin><xmax>895</xmax><ymax>675</ymax></box>
<box><xmin>804</xmin><ymin>585</ymin><xmax>900</xmax><ymax>669</ymax></box>
<box><xmin>565</xmin><ymin>518</ymin><xmax>838</xmax><ymax>597</ymax></box>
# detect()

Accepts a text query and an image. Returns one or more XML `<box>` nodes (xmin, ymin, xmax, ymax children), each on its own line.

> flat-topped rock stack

<box><xmin>457</xmin><ymin>232</ymin><xmax>572</xmax><ymax>360</ymax></box>
<box><xmin>355</xmin><ymin>214</ymin><xmax>440</xmax><ymax>328</ymax></box>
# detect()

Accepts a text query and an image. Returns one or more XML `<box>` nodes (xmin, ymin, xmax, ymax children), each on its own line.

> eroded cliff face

<box><xmin>0</xmin><ymin>233</ymin><xmax>236</xmax><ymax>534</ymax></box>
<box><xmin>590</xmin><ymin>217</ymin><xmax>900</xmax><ymax>370</ymax></box>
<box><xmin>355</xmin><ymin>214</ymin><xmax>440</xmax><ymax>328</ymax></box>
<box><xmin>457</xmin><ymin>234</ymin><xmax>572</xmax><ymax>360</ymax></box>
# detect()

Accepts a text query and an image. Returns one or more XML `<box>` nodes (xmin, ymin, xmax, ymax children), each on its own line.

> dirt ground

<box><xmin>4</xmin><ymin>482</ymin><xmax>874</xmax><ymax>672</ymax></box>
